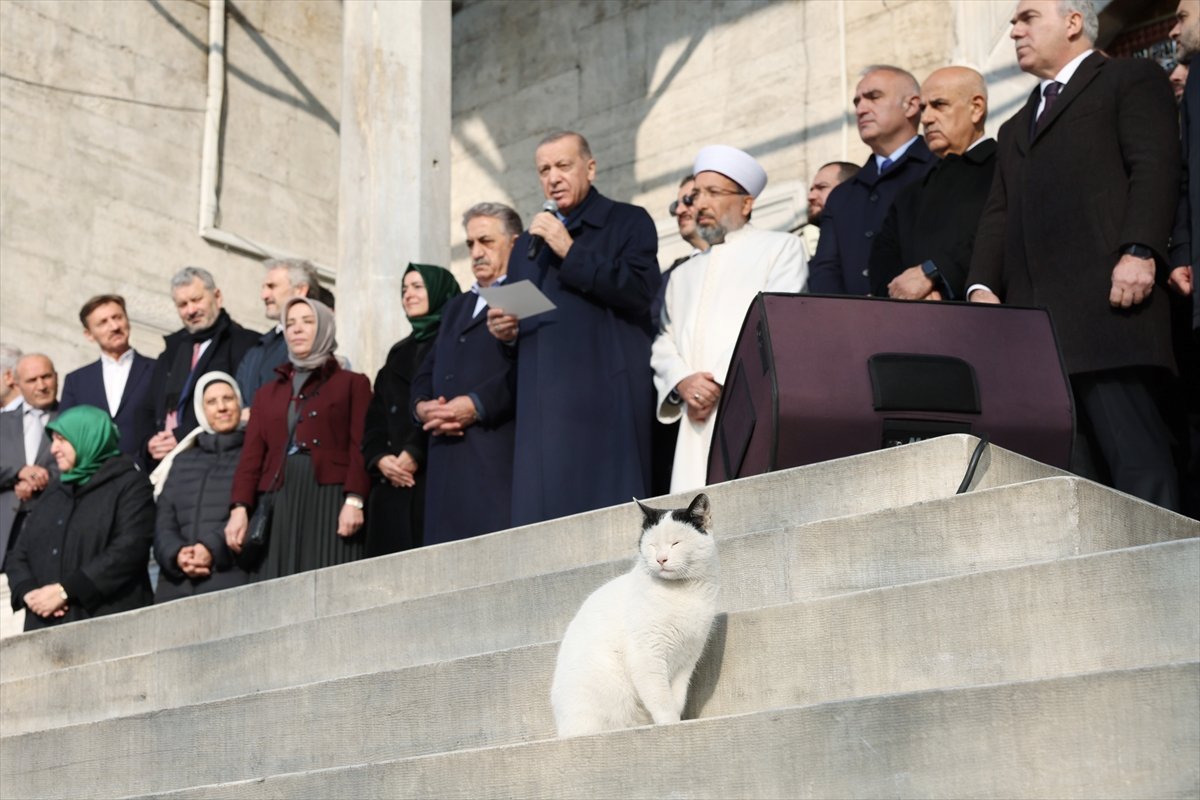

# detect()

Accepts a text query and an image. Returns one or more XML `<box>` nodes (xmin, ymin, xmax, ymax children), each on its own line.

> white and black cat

<box><xmin>550</xmin><ymin>493</ymin><xmax>719</xmax><ymax>737</ymax></box>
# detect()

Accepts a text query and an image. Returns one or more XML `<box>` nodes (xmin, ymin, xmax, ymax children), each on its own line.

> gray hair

<box><xmin>170</xmin><ymin>266</ymin><xmax>216</xmax><ymax>292</ymax></box>
<box><xmin>462</xmin><ymin>202</ymin><xmax>524</xmax><ymax>237</ymax></box>
<box><xmin>537</xmin><ymin>130</ymin><xmax>594</xmax><ymax>160</ymax></box>
<box><xmin>0</xmin><ymin>342</ymin><xmax>21</xmax><ymax>375</ymax></box>
<box><xmin>262</xmin><ymin>257</ymin><xmax>319</xmax><ymax>293</ymax></box>
<box><xmin>860</xmin><ymin>64</ymin><xmax>921</xmax><ymax>99</ymax></box>
<box><xmin>1058</xmin><ymin>0</ymin><xmax>1098</xmax><ymax>44</ymax></box>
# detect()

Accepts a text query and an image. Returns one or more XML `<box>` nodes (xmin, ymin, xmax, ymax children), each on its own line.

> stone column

<box><xmin>337</xmin><ymin>0</ymin><xmax>452</xmax><ymax>377</ymax></box>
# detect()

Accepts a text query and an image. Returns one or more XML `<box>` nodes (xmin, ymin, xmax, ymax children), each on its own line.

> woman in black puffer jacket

<box><xmin>151</xmin><ymin>371</ymin><xmax>253</xmax><ymax>602</ymax></box>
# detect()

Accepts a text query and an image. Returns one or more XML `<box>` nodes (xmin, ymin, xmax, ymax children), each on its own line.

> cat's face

<box><xmin>635</xmin><ymin>494</ymin><xmax>715</xmax><ymax>581</ymax></box>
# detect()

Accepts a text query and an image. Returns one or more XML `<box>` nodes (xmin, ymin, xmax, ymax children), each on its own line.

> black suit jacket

<box><xmin>60</xmin><ymin>351</ymin><xmax>155</xmax><ymax>465</ymax></box>
<box><xmin>869</xmin><ymin>138</ymin><xmax>997</xmax><ymax>299</ymax></box>
<box><xmin>968</xmin><ymin>52</ymin><xmax>1180</xmax><ymax>376</ymax></box>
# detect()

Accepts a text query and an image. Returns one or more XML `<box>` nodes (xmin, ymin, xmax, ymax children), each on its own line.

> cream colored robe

<box><xmin>651</xmin><ymin>224</ymin><xmax>808</xmax><ymax>492</ymax></box>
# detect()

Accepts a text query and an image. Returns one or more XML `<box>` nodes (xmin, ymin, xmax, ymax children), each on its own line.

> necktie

<box><xmin>23</xmin><ymin>408</ymin><xmax>46</xmax><ymax>465</ymax></box>
<box><xmin>190</xmin><ymin>341</ymin><xmax>202</xmax><ymax>369</ymax></box>
<box><xmin>1035</xmin><ymin>81</ymin><xmax>1062</xmax><ymax>134</ymax></box>
<box><xmin>879</xmin><ymin>157</ymin><xmax>894</xmax><ymax>174</ymax></box>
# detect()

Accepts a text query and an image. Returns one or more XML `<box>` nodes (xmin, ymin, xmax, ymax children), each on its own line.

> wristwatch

<box><xmin>343</xmin><ymin>495</ymin><xmax>364</xmax><ymax>510</ymax></box>
<box><xmin>1122</xmin><ymin>244</ymin><xmax>1153</xmax><ymax>259</ymax></box>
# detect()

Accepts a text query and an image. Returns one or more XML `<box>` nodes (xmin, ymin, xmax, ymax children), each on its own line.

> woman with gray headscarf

<box><xmin>152</xmin><ymin>371</ymin><xmax>253</xmax><ymax>602</ymax></box>
<box><xmin>226</xmin><ymin>297</ymin><xmax>372</xmax><ymax>580</ymax></box>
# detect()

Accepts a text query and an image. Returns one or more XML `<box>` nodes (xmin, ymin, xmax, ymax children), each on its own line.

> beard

<box><xmin>697</xmin><ymin>220</ymin><xmax>728</xmax><ymax>246</ymax></box>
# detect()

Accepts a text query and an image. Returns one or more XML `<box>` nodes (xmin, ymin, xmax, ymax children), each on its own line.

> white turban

<box><xmin>692</xmin><ymin>145</ymin><xmax>768</xmax><ymax>198</ymax></box>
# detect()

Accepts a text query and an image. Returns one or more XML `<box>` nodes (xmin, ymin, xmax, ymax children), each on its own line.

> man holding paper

<box><xmin>412</xmin><ymin>203</ymin><xmax>521</xmax><ymax>544</ymax></box>
<box><xmin>487</xmin><ymin>130</ymin><xmax>660</xmax><ymax>526</ymax></box>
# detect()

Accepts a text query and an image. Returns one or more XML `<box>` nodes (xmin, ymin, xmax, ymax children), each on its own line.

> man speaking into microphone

<box><xmin>487</xmin><ymin>130</ymin><xmax>660</xmax><ymax>526</ymax></box>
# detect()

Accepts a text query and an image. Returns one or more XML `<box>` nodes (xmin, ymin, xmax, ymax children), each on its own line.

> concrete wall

<box><xmin>0</xmin><ymin>0</ymin><xmax>340</xmax><ymax>375</ymax></box>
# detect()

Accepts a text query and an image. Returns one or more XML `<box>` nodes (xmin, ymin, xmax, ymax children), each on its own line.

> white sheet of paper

<box><xmin>478</xmin><ymin>280</ymin><xmax>556</xmax><ymax>319</ymax></box>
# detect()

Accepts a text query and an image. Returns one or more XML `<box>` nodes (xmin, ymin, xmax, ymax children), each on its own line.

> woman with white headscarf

<box><xmin>226</xmin><ymin>297</ymin><xmax>372</xmax><ymax>580</ymax></box>
<box><xmin>152</xmin><ymin>371</ymin><xmax>254</xmax><ymax>602</ymax></box>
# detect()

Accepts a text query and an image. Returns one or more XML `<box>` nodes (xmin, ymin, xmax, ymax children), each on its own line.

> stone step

<box><xmin>0</xmin><ymin>434</ymin><xmax>1062</xmax><ymax>683</ymax></box>
<box><xmin>3</xmin><ymin>538</ymin><xmax>1195</xmax><ymax>799</ymax></box>
<box><xmin>139</xmin><ymin>662</ymin><xmax>1200</xmax><ymax>800</ymax></box>
<box><xmin>2</xmin><ymin>477</ymin><xmax>1194</xmax><ymax>736</ymax></box>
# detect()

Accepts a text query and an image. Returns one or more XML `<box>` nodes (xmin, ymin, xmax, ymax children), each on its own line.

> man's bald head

<box><xmin>15</xmin><ymin>353</ymin><xmax>57</xmax><ymax>411</ymax></box>
<box><xmin>919</xmin><ymin>66</ymin><xmax>988</xmax><ymax>157</ymax></box>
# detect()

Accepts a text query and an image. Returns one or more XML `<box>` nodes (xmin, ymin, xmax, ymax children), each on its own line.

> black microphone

<box><xmin>527</xmin><ymin>199</ymin><xmax>559</xmax><ymax>259</ymax></box>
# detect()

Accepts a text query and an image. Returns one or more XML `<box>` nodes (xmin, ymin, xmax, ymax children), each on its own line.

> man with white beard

<box><xmin>651</xmin><ymin>145</ymin><xmax>807</xmax><ymax>492</ymax></box>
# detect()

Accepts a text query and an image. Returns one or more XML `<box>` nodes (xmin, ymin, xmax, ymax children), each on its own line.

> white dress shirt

<box><xmin>22</xmin><ymin>403</ymin><xmax>48</xmax><ymax>465</ymax></box>
<box><xmin>100</xmin><ymin>348</ymin><xmax>135</xmax><ymax>416</ymax></box>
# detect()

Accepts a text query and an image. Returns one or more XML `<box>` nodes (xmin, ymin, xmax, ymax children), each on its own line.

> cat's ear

<box><xmin>633</xmin><ymin>497</ymin><xmax>657</xmax><ymax>521</ymax></box>
<box><xmin>687</xmin><ymin>493</ymin><xmax>712</xmax><ymax>532</ymax></box>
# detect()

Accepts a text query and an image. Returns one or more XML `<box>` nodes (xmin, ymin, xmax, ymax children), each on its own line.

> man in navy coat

<box><xmin>808</xmin><ymin>65</ymin><xmax>935</xmax><ymax>295</ymax></box>
<box><xmin>414</xmin><ymin>202</ymin><xmax>521</xmax><ymax>543</ymax></box>
<box><xmin>487</xmin><ymin>131</ymin><xmax>660</xmax><ymax>526</ymax></box>
<box><xmin>59</xmin><ymin>295</ymin><xmax>155</xmax><ymax>466</ymax></box>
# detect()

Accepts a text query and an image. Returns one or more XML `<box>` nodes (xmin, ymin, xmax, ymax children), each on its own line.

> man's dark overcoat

<box><xmin>869</xmin><ymin>138</ymin><xmax>997</xmax><ymax>299</ymax></box>
<box><xmin>505</xmin><ymin>187</ymin><xmax>660</xmax><ymax>527</ymax></box>
<box><xmin>808</xmin><ymin>136</ymin><xmax>936</xmax><ymax>295</ymax></box>
<box><xmin>146</xmin><ymin>309</ymin><xmax>260</xmax><ymax>452</ymax></box>
<box><xmin>412</xmin><ymin>291</ymin><xmax>516</xmax><ymax>544</ymax></box>
<box><xmin>967</xmin><ymin>52</ymin><xmax>1180</xmax><ymax>376</ymax></box>
<box><xmin>6</xmin><ymin>455</ymin><xmax>154</xmax><ymax>630</ymax></box>
<box><xmin>1171</xmin><ymin>65</ymin><xmax>1200</xmax><ymax>329</ymax></box>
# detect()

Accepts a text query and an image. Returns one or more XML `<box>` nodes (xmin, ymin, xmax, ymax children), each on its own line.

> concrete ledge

<box><xmin>3</xmin><ymin>539</ymin><xmax>1194</xmax><ymax>798</ymax></box>
<box><xmin>142</xmin><ymin>663</ymin><xmax>1199</xmax><ymax>800</ymax></box>
<box><xmin>4</xmin><ymin>477</ymin><xmax>1192</xmax><ymax>734</ymax></box>
<box><xmin>0</xmin><ymin>435</ymin><xmax>1065</xmax><ymax>683</ymax></box>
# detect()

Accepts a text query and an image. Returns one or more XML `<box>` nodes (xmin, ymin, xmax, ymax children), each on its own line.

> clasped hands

<box><xmin>23</xmin><ymin>584</ymin><xmax>67</xmax><ymax>619</ymax></box>
<box><xmin>176</xmin><ymin>543</ymin><xmax>213</xmax><ymax>578</ymax></box>
<box><xmin>888</xmin><ymin>266</ymin><xmax>943</xmax><ymax>301</ymax></box>
<box><xmin>148</xmin><ymin>429</ymin><xmax>179</xmax><ymax>461</ymax></box>
<box><xmin>415</xmin><ymin>396</ymin><xmax>478</xmax><ymax>438</ymax></box>
<box><xmin>676</xmin><ymin>372</ymin><xmax>722</xmax><ymax>423</ymax></box>
<box><xmin>376</xmin><ymin>451</ymin><xmax>418</xmax><ymax>488</ymax></box>
<box><xmin>14</xmin><ymin>465</ymin><xmax>50</xmax><ymax>501</ymax></box>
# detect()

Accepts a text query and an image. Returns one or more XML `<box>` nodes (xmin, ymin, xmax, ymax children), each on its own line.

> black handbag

<box><xmin>236</xmin><ymin>392</ymin><xmax>306</xmax><ymax>571</ymax></box>
<box><xmin>237</xmin><ymin>490</ymin><xmax>274</xmax><ymax>570</ymax></box>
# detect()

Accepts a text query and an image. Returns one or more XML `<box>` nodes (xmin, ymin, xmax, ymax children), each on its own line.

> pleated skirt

<box><xmin>258</xmin><ymin>453</ymin><xmax>366</xmax><ymax>581</ymax></box>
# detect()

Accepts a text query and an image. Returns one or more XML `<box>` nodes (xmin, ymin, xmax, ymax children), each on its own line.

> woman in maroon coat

<box><xmin>225</xmin><ymin>297</ymin><xmax>372</xmax><ymax>580</ymax></box>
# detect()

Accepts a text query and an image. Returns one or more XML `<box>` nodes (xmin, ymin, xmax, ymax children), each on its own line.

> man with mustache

<box><xmin>651</xmin><ymin>145</ymin><xmax>807</xmax><ymax>492</ymax></box>
<box><xmin>413</xmin><ymin>202</ymin><xmax>521</xmax><ymax>543</ymax></box>
<box><xmin>869</xmin><ymin>66</ymin><xmax>995</xmax><ymax>301</ymax></box>
<box><xmin>145</xmin><ymin>267</ymin><xmax>259</xmax><ymax>463</ymax></box>
<box><xmin>59</xmin><ymin>295</ymin><xmax>156</xmax><ymax>465</ymax></box>
<box><xmin>486</xmin><ymin>130</ymin><xmax>660</xmax><ymax>526</ymax></box>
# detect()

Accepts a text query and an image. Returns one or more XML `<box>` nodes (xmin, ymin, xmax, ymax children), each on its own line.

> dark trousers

<box><xmin>1070</xmin><ymin>368</ymin><xmax>1180</xmax><ymax>512</ymax></box>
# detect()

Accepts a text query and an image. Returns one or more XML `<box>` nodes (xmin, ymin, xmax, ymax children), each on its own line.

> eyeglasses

<box><xmin>685</xmin><ymin>186</ymin><xmax>749</xmax><ymax>205</ymax></box>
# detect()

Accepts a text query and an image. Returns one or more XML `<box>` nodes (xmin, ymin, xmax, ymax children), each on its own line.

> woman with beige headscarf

<box><xmin>226</xmin><ymin>297</ymin><xmax>372</xmax><ymax>580</ymax></box>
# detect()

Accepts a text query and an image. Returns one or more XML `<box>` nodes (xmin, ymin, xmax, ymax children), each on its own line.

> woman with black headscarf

<box><xmin>226</xmin><ymin>297</ymin><xmax>373</xmax><ymax>580</ymax></box>
<box><xmin>6</xmin><ymin>405</ymin><xmax>155</xmax><ymax>631</ymax></box>
<box><xmin>362</xmin><ymin>263</ymin><xmax>461</xmax><ymax>556</ymax></box>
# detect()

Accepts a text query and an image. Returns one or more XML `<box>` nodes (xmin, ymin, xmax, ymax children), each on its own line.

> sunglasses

<box><xmin>668</xmin><ymin>194</ymin><xmax>695</xmax><ymax>216</ymax></box>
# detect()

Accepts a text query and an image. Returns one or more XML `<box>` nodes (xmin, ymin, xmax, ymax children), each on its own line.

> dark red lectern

<box><xmin>707</xmin><ymin>294</ymin><xmax>1074</xmax><ymax>483</ymax></box>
